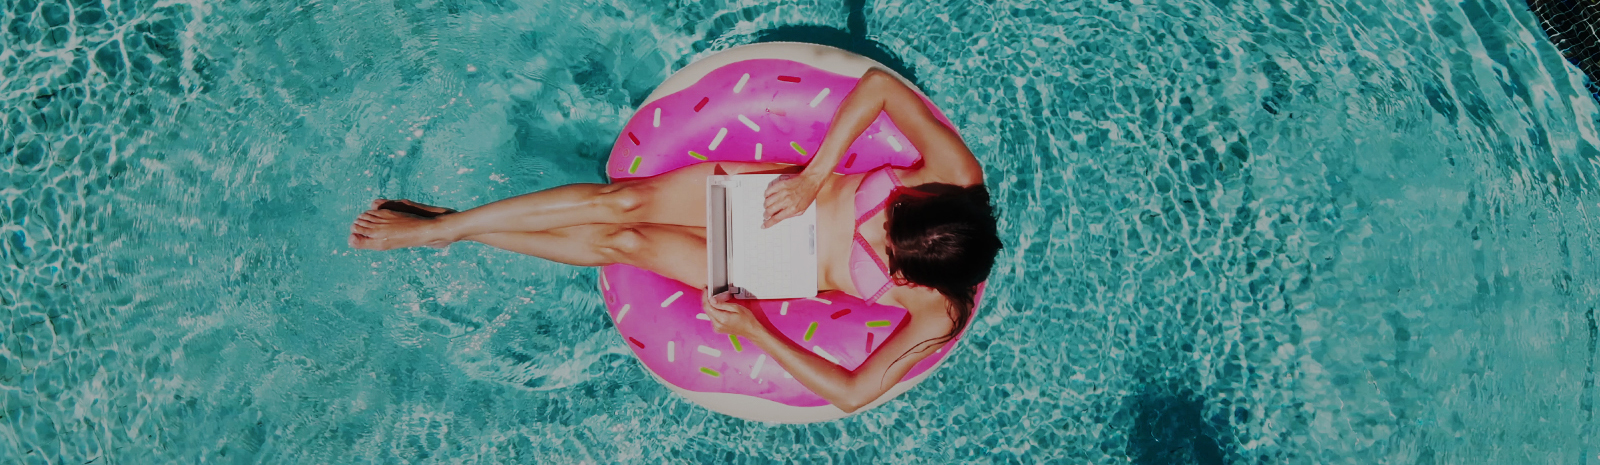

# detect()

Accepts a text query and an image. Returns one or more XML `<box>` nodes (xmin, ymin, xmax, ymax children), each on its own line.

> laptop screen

<box><xmin>706</xmin><ymin>174</ymin><xmax>818</xmax><ymax>300</ymax></box>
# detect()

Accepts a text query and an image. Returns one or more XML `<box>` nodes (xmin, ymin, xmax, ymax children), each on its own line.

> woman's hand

<box><xmin>703</xmin><ymin>290</ymin><xmax>766</xmax><ymax>338</ymax></box>
<box><xmin>762</xmin><ymin>173</ymin><xmax>823</xmax><ymax>229</ymax></box>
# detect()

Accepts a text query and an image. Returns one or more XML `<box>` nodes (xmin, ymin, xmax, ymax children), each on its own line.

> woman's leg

<box><xmin>468</xmin><ymin>223</ymin><xmax>709</xmax><ymax>289</ymax></box>
<box><xmin>350</xmin><ymin>162</ymin><xmax>795</xmax><ymax>251</ymax></box>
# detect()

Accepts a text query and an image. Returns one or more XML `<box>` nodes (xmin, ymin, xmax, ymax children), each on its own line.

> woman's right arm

<box><xmin>845</xmin><ymin>69</ymin><xmax>982</xmax><ymax>186</ymax></box>
<box><xmin>764</xmin><ymin>68</ymin><xmax>983</xmax><ymax>226</ymax></box>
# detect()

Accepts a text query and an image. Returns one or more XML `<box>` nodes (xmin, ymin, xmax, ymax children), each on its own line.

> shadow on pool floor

<box><xmin>1123</xmin><ymin>381</ymin><xmax>1234</xmax><ymax>465</ymax></box>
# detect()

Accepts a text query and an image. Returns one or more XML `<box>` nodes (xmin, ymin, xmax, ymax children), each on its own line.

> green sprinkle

<box><xmin>804</xmin><ymin>322</ymin><xmax>818</xmax><ymax>341</ymax></box>
<box><xmin>729</xmin><ymin>334</ymin><xmax>743</xmax><ymax>352</ymax></box>
<box><xmin>865</xmin><ymin>320</ymin><xmax>892</xmax><ymax>327</ymax></box>
<box><xmin>790</xmin><ymin>141</ymin><xmax>808</xmax><ymax>156</ymax></box>
<box><xmin>700</xmin><ymin>367</ymin><xmax>721</xmax><ymax>377</ymax></box>
<box><xmin>689</xmin><ymin>151</ymin><xmax>707</xmax><ymax>160</ymax></box>
<box><xmin>628</xmin><ymin>156</ymin><xmax>642</xmax><ymax>174</ymax></box>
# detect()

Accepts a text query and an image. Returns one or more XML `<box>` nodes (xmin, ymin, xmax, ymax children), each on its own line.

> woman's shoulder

<box><xmin>884</xmin><ymin>286</ymin><xmax>958</xmax><ymax>326</ymax></box>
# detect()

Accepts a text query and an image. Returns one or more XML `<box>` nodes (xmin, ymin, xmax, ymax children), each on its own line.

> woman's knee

<box><xmin>596</xmin><ymin>225</ymin><xmax>648</xmax><ymax>262</ymax></box>
<box><xmin>597</xmin><ymin>182</ymin><xmax>650</xmax><ymax>221</ymax></box>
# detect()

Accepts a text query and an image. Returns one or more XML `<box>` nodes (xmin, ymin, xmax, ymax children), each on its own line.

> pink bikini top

<box><xmin>850</xmin><ymin>167</ymin><xmax>904</xmax><ymax>304</ymax></box>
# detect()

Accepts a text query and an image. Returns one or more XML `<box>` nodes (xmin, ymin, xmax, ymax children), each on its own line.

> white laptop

<box><xmin>707</xmin><ymin>174</ymin><xmax>819</xmax><ymax>299</ymax></box>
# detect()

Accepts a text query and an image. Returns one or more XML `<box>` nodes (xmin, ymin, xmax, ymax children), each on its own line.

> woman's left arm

<box><xmin>703</xmin><ymin>290</ymin><xmax>954</xmax><ymax>413</ymax></box>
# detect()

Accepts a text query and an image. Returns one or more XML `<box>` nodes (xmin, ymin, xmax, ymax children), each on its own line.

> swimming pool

<box><xmin>3</xmin><ymin>0</ymin><xmax>1598</xmax><ymax>462</ymax></box>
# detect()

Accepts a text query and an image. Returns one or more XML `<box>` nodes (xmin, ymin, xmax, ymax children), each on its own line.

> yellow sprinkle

<box><xmin>803</xmin><ymin>322</ymin><xmax>818</xmax><ymax>341</ymax></box>
<box><xmin>689</xmin><ymin>151</ymin><xmax>707</xmax><ymax>160</ymax></box>
<box><xmin>865</xmin><ymin>320</ymin><xmax>891</xmax><ymax>327</ymax></box>
<box><xmin>700</xmin><ymin>367</ymin><xmax>721</xmax><ymax>377</ymax></box>
<box><xmin>790</xmin><ymin>141</ymin><xmax>807</xmax><ymax>156</ymax></box>
<box><xmin>729</xmin><ymin>334</ymin><xmax>744</xmax><ymax>352</ymax></box>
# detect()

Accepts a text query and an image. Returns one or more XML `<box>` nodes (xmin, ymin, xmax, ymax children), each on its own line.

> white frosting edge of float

<box><xmin>641</xmin><ymin>42</ymin><xmax>928</xmax><ymax>107</ymax></box>
<box><xmin>642</xmin><ymin>354</ymin><xmax>950</xmax><ymax>424</ymax></box>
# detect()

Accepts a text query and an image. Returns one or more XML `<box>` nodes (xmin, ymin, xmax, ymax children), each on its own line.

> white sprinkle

<box><xmin>782</xmin><ymin>370</ymin><xmax>793</xmax><ymax>379</ymax></box>
<box><xmin>750</xmin><ymin>354</ymin><xmax>767</xmax><ymax>379</ymax></box>
<box><xmin>696</xmin><ymin>313</ymin><xmax>710</xmax><ymax>321</ymax></box>
<box><xmin>779</xmin><ymin>301</ymin><xmax>789</xmax><ymax>315</ymax></box>
<box><xmin>809</xmin><ymin>88</ymin><xmax>831</xmax><ymax>107</ymax></box>
<box><xmin>600</xmin><ymin>273</ymin><xmax>609</xmax><ymax>290</ymax></box>
<box><xmin>653</xmin><ymin>108</ymin><xmax>661</xmax><ymax>128</ymax></box>
<box><xmin>668</xmin><ymin>341</ymin><xmax>676</xmax><ymax>362</ymax></box>
<box><xmin>615</xmin><ymin>304</ymin><xmax>631</xmax><ymax>324</ymax></box>
<box><xmin>396</xmin><ymin>150</ymin><xmax>407</xmax><ymax>156</ymax></box>
<box><xmin>466</xmin><ymin>64</ymin><xmax>477</xmax><ymax>72</ymax></box>
<box><xmin>812</xmin><ymin>346</ymin><xmax>841</xmax><ymax>365</ymax></box>
<box><xmin>754</xmin><ymin>143</ymin><xmax>763</xmax><ymax>160</ymax></box>
<box><xmin>805</xmin><ymin>296</ymin><xmax>832</xmax><ymax>305</ymax></box>
<box><xmin>733</xmin><ymin>73</ymin><xmax>750</xmax><ymax>93</ymax></box>
<box><xmin>737</xmin><ymin>114</ymin><xmax>760</xmax><ymax>132</ymax></box>
<box><xmin>698</xmin><ymin>345</ymin><xmax>722</xmax><ymax>357</ymax></box>
<box><xmin>709</xmin><ymin>127</ymin><xmax>728</xmax><ymax>150</ymax></box>
<box><xmin>413</xmin><ymin>129</ymin><xmax>424</xmax><ymax>137</ymax></box>
<box><xmin>886</xmin><ymin>135</ymin><xmax>903</xmax><ymax>152</ymax></box>
<box><xmin>661</xmin><ymin>291</ymin><xmax>684</xmax><ymax>307</ymax></box>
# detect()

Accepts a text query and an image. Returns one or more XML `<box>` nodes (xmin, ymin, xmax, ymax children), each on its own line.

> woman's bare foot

<box><xmin>349</xmin><ymin>199</ymin><xmax>459</xmax><ymax>250</ymax></box>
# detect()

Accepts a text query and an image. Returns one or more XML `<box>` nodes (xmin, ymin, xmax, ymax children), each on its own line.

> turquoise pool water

<box><xmin>4</xmin><ymin>0</ymin><xmax>1600</xmax><ymax>462</ymax></box>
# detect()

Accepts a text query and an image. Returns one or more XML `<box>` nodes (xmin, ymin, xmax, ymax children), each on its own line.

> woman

<box><xmin>349</xmin><ymin>64</ymin><xmax>1002</xmax><ymax>414</ymax></box>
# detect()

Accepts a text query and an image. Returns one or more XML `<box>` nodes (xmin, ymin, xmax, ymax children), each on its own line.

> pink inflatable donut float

<box><xmin>598</xmin><ymin>43</ymin><xmax>984</xmax><ymax>423</ymax></box>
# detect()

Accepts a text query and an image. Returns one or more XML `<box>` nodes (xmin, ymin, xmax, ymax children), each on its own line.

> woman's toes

<box><xmin>350</xmin><ymin>233</ymin><xmax>376</xmax><ymax>249</ymax></box>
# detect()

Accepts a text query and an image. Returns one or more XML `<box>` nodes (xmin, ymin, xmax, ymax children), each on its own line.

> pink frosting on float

<box><xmin>600</xmin><ymin>58</ymin><xmax>981</xmax><ymax>408</ymax></box>
<box><xmin>606</xmin><ymin>59</ymin><xmax>951</xmax><ymax>179</ymax></box>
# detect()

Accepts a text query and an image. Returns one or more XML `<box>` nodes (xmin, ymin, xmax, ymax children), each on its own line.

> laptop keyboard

<box><xmin>717</xmin><ymin>174</ymin><xmax>817</xmax><ymax>299</ymax></box>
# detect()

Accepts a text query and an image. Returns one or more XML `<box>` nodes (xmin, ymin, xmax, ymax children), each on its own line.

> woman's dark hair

<box><xmin>883</xmin><ymin>182</ymin><xmax>1003</xmax><ymax>368</ymax></box>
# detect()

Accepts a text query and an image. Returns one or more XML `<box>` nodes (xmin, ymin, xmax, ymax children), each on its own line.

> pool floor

<box><xmin>2</xmin><ymin>0</ymin><xmax>1599</xmax><ymax>462</ymax></box>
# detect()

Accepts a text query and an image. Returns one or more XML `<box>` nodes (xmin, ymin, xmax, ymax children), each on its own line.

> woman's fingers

<box><xmin>761</xmin><ymin>174</ymin><xmax>819</xmax><ymax>228</ymax></box>
<box><xmin>763</xmin><ymin>191</ymin><xmax>779</xmax><ymax>211</ymax></box>
<box><xmin>703</xmin><ymin>290</ymin><xmax>732</xmax><ymax>313</ymax></box>
<box><xmin>702</xmin><ymin>290</ymin><xmax>718</xmax><ymax>312</ymax></box>
<box><xmin>764</xmin><ymin>200</ymin><xmax>791</xmax><ymax>228</ymax></box>
<box><xmin>702</xmin><ymin>290</ymin><xmax>741</xmax><ymax>314</ymax></box>
<box><xmin>703</xmin><ymin>304</ymin><xmax>739</xmax><ymax>336</ymax></box>
<box><xmin>765</xmin><ymin>180</ymin><xmax>782</xmax><ymax>200</ymax></box>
